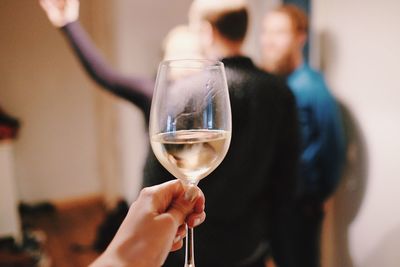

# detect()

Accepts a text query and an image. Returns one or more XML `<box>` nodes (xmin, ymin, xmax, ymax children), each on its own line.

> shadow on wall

<box><xmin>361</xmin><ymin>224</ymin><xmax>400</xmax><ymax>267</ymax></box>
<box><xmin>331</xmin><ymin>103</ymin><xmax>369</xmax><ymax>267</ymax></box>
<box><xmin>318</xmin><ymin>30</ymin><xmax>369</xmax><ymax>267</ymax></box>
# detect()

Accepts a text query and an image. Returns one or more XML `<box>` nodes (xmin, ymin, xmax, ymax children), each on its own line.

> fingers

<box><xmin>40</xmin><ymin>0</ymin><xmax>58</xmax><ymax>12</ymax></box>
<box><xmin>140</xmin><ymin>180</ymin><xmax>206</xmax><ymax>227</ymax></box>
<box><xmin>39</xmin><ymin>0</ymin><xmax>52</xmax><ymax>12</ymax></box>
<box><xmin>39</xmin><ymin>0</ymin><xmax>63</xmax><ymax>27</ymax></box>
<box><xmin>69</xmin><ymin>0</ymin><xmax>80</xmax><ymax>8</ymax></box>
<box><xmin>55</xmin><ymin>0</ymin><xmax>65</xmax><ymax>10</ymax></box>
<box><xmin>145</xmin><ymin>180</ymin><xmax>185</xmax><ymax>213</ymax></box>
<box><xmin>183</xmin><ymin>183</ymin><xmax>199</xmax><ymax>202</ymax></box>
<box><xmin>39</xmin><ymin>0</ymin><xmax>79</xmax><ymax>27</ymax></box>
<box><xmin>186</xmin><ymin>211</ymin><xmax>206</xmax><ymax>228</ymax></box>
<box><xmin>171</xmin><ymin>236</ymin><xmax>184</xmax><ymax>251</ymax></box>
<box><xmin>167</xmin><ymin>185</ymin><xmax>202</xmax><ymax>225</ymax></box>
<box><xmin>170</xmin><ymin>210</ymin><xmax>205</xmax><ymax>252</ymax></box>
<box><xmin>176</xmin><ymin>224</ymin><xmax>186</xmax><ymax>237</ymax></box>
<box><xmin>185</xmin><ymin>188</ymin><xmax>205</xmax><ymax>227</ymax></box>
<box><xmin>193</xmin><ymin>188</ymin><xmax>205</xmax><ymax>214</ymax></box>
<box><xmin>170</xmin><ymin>224</ymin><xmax>186</xmax><ymax>251</ymax></box>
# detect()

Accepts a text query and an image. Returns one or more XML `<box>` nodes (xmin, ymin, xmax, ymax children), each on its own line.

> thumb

<box><xmin>167</xmin><ymin>185</ymin><xmax>200</xmax><ymax>225</ymax></box>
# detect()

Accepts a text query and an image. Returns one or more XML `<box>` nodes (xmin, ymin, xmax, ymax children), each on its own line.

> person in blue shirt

<box><xmin>261</xmin><ymin>4</ymin><xmax>346</xmax><ymax>267</ymax></box>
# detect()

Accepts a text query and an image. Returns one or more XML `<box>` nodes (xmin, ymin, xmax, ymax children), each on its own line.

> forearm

<box><xmin>90</xmin><ymin>246</ymin><xmax>158</xmax><ymax>267</ymax></box>
<box><xmin>61</xmin><ymin>21</ymin><xmax>117</xmax><ymax>87</ymax></box>
<box><xmin>90</xmin><ymin>201</ymin><xmax>176</xmax><ymax>267</ymax></box>
<box><xmin>61</xmin><ymin>21</ymin><xmax>153</xmax><ymax>112</ymax></box>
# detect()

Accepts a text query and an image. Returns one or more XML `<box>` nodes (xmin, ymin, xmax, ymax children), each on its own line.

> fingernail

<box><xmin>173</xmin><ymin>235</ymin><xmax>181</xmax><ymax>243</ymax></box>
<box><xmin>193</xmin><ymin>218</ymin><xmax>201</xmax><ymax>227</ymax></box>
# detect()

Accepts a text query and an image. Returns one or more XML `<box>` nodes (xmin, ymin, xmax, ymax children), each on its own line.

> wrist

<box><xmin>55</xmin><ymin>18</ymin><xmax>77</xmax><ymax>28</ymax></box>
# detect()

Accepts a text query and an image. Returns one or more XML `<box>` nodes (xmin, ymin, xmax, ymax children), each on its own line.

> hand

<box><xmin>90</xmin><ymin>180</ymin><xmax>206</xmax><ymax>267</ymax></box>
<box><xmin>39</xmin><ymin>0</ymin><xmax>79</xmax><ymax>27</ymax></box>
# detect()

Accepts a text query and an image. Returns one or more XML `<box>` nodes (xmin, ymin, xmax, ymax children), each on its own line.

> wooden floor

<box><xmin>22</xmin><ymin>198</ymin><xmax>106</xmax><ymax>267</ymax></box>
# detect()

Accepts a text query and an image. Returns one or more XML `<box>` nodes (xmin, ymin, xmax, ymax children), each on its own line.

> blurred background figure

<box><xmin>162</xmin><ymin>24</ymin><xmax>203</xmax><ymax>61</ymax></box>
<box><xmin>144</xmin><ymin>0</ymin><xmax>300</xmax><ymax>266</ymax></box>
<box><xmin>261</xmin><ymin>4</ymin><xmax>346</xmax><ymax>267</ymax></box>
<box><xmin>39</xmin><ymin>0</ymin><xmax>153</xmax><ymax>120</ymax></box>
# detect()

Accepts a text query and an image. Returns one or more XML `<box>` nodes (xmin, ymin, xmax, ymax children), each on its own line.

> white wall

<box><xmin>0</xmin><ymin>0</ymin><xmax>101</xmax><ymax>202</ymax></box>
<box><xmin>0</xmin><ymin>142</ymin><xmax>21</xmax><ymax>239</ymax></box>
<box><xmin>312</xmin><ymin>0</ymin><xmax>400</xmax><ymax>266</ymax></box>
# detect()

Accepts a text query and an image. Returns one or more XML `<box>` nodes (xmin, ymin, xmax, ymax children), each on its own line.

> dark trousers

<box><xmin>293</xmin><ymin>200</ymin><xmax>324</xmax><ymax>267</ymax></box>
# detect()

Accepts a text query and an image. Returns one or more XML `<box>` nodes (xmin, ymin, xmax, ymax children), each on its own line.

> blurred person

<box><xmin>39</xmin><ymin>0</ymin><xmax>204</xmax><ymax>121</ymax></box>
<box><xmin>144</xmin><ymin>0</ymin><xmax>300</xmax><ymax>266</ymax></box>
<box><xmin>261</xmin><ymin>4</ymin><xmax>346</xmax><ymax>267</ymax></box>
<box><xmin>39</xmin><ymin>0</ymin><xmax>153</xmax><ymax>121</ymax></box>
<box><xmin>91</xmin><ymin>180</ymin><xmax>206</xmax><ymax>267</ymax></box>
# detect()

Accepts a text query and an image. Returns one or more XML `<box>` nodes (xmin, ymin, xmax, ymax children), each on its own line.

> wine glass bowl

<box><xmin>149</xmin><ymin>59</ymin><xmax>231</xmax><ymax>266</ymax></box>
<box><xmin>151</xmin><ymin>129</ymin><xmax>231</xmax><ymax>185</ymax></box>
<box><xmin>150</xmin><ymin>59</ymin><xmax>231</xmax><ymax>186</ymax></box>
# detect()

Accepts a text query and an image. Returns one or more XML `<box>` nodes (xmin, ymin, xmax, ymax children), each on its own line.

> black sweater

<box><xmin>62</xmin><ymin>21</ymin><xmax>299</xmax><ymax>267</ymax></box>
<box><xmin>144</xmin><ymin>57</ymin><xmax>299</xmax><ymax>267</ymax></box>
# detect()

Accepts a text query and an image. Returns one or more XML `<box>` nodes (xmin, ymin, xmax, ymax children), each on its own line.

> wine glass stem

<box><xmin>185</xmin><ymin>224</ymin><xmax>195</xmax><ymax>267</ymax></box>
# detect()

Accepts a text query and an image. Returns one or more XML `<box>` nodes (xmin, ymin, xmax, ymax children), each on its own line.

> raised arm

<box><xmin>39</xmin><ymin>0</ymin><xmax>153</xmax><ymax>117</ymax></box>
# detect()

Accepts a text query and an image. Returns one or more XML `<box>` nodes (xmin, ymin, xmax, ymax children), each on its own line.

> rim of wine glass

<box><xmin>160</xmin><ymin>58</ymin><xmax>224</xmax><ymax>69</ymax></box>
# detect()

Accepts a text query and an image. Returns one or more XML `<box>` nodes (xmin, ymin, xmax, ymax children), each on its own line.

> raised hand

<box><xmin>39</xmin><ymin>0</ymin><xmax>79</xmax><ymax>27</ymax></box>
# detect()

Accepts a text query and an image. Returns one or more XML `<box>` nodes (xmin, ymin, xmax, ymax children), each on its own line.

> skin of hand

<box><xmin>90</xmin><ymin>180</ymin><xmax>206</xmax><ymax>267</ymax></box>
<box><xmin>39</xmin><ymin>0</ymin><xmax>79</xmax><ymax>27</ymax></box>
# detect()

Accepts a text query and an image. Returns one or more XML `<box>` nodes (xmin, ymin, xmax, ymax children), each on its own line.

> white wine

<box><xmin>151</xmin><ymin>129</ymin><xmax>231</xmax><ymax>183</ymax></box>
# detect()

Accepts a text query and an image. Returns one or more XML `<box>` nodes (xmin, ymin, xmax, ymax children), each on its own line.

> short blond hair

<box><xmin>162</xmin><ymin>25</ymin><xmax>203</xmax><ymax>60</ymax></box>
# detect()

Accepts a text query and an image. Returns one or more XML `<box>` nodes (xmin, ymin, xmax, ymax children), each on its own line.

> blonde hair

<box><xmin>162</xmin><ymin>25</ymin><xmax>203</xmax><ymax>60</ymax></box>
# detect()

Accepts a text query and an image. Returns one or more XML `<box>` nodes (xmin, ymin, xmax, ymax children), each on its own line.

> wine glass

<box><xmin>149</xmin><ymin>59</ymin><xmax>232</xmax><ymax>267</ymax></box>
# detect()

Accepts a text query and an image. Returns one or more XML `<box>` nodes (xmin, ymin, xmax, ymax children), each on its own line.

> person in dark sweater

<box><xmin>155</xmin><ymin>2</ymin><xmax>299</xmax><ymax>266</ymax></box>
<box><xmin>39</xmin><ymin>0</ymin><xmax>300</xmax><ymax>266</ymax></box>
